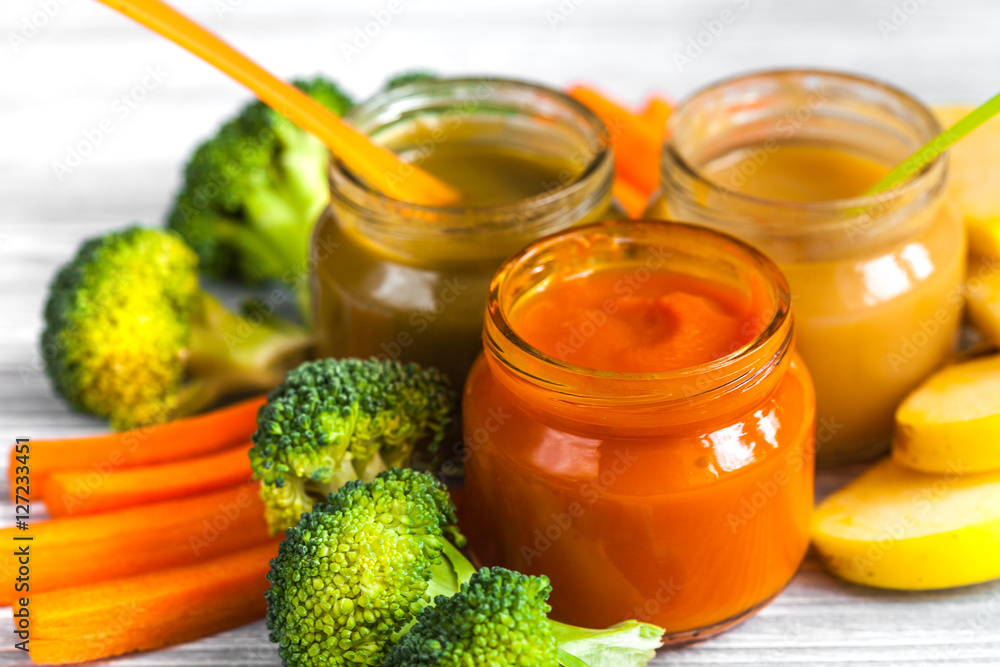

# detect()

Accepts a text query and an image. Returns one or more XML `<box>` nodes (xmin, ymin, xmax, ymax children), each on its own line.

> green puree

<box><xmin>403</xmin><ymin>141</ymin><xmax>583</xmax><ymax>206</ymax></box>
<box><xmin>313</xmin><ymin>119</ymin><xmax>602</xmax><ymax>389</ymax></box>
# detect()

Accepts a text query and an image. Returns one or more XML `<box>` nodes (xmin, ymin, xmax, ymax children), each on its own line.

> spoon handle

<box><xmin>96</xmin><ymin>0</ymin><xmax>459</xmax><ymax>205</ymax></box>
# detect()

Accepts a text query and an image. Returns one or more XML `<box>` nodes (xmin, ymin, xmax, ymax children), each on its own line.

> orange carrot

<box><xmin>613</xmin><ymin>177</ymin><xmax>650</xmax><ymax>219</ymax></box>
<box><xmin>0</xmin><ymin>483</ymin><xmax>270</xmax><ymax>603</ymax></box>
<box><xmin>43</xmin><ymin>442</ymin><xmax>253</xmax><ymax>517</ymax></box>
<box><xmin>26</xmin><ymin>540</ymin><xmax>280</xmax><ymax>665</ymax></box>
<box><xmin>640</xmin><ymin>96</ymin><xmax>674</xmax><ymax>132</ymax></box>
<box><xmin>9</xmin><ymin>395</ymin><xmax>264</xmax><ymax>502</ymax></box>
<box><xmin>568</xmin><ymin>85</ymin><xmax>666</xmax><ymax>195</ymax></box>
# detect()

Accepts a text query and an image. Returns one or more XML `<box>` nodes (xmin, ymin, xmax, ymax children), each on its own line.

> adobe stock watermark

<box><xmin>371</xmin><ymin>277</ymin><xmax>469</xmax><ymax>364</ymax></box>
<box><xmin>845</xmin><ymin>459</ymin><xmax>967</xmax><ymax>577</ymax></box>
<box><xmin>504</xmin><ymin>109</ymin><xmax>621</xmax><ymax>234</ymax></box>
<box><xmin>189</xmin><ymin>487</ymin><xmax>257</xmax><ymax>555</ymax></box>
<box><xmin>673</xmin><ymin>0</ymin><xmax>752</xmax><ymax>72</ymax></box>
<box><xmin>51</xmin><ymin>65</ymin><xmax>169</xmax><ymax>180</ymax></box>
<box><xmin>886</xmin><ymin>254</ymin><xmax>997</xmax><ymax>373</ymax></box>
<box><xmin>380</xmin><ymin>77</ymin><xmax>498</xmax><ymax>195</ymax></box>
<box><xmin>756</xmin><ymin>619</ymin><xmax>809</xmax><ymax>663</ymax></box>
<box><xmin>622</xmin><ymin>578</ymin><xmax>683</xmax><ymax>625</ymax></box>
<box><xmin>877</xmin><ymin>0</ymin><xmax>929</xmax><ymax>39</ymax></box>
<box><xmin>521</xmin><ymin>448</ymin><xmax>639</xmax><ymax>566</ymax></box>
<box><xmin>82</xmin><ymin>600</ymin><xmax>146</xmax><ymax>657</ymax></box>
<box><xmin>725</xmin><ymin>412</ymin><xmax>836</xmax><ymax>534</ymax></box>
<box><xmin>926</xmin><ymin>587</ymin><xmax>1000</xmax><ymax>664</ymax></box>
<box><xmin>213</xmin><ymin>0</ymin><xmax>244</xmax><ymax>18</ymax></box>
<box><xmin>714</xmin><ymin>84</ymin><xmax>830</xmax><ymax>196</ymax></box>
<box><xmin>546</xmin><ymin>245</ymin><xmax>674</xmax><ymax>362</ymax></box>
<box><xmin>8</xmin><ymin>0</ymin><xmax>72</xmax><ymax>54</ymax></box>
<box><xmin>340</xmin><ymin>0</ymin><xmax>403</xmax><ymax>63</ymax></box>
<box><xmin>545</xmin><ymin>0</ymin><xmax>587</xmax><ymax>31</ymax></box>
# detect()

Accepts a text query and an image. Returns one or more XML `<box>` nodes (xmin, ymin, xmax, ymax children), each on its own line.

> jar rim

<box><xmin>328</xmin><ymin>76</ymin><xmax>612</xmax><ymax>236</ymax></box>
<box><xmin>484</xmin><ymin>219</ymin><xmax>793</xmax><ymax>405</ymax></box>
<box><xmin>664</xmin><ymin>68</ymin><xmax>944</xmax><ymax>220</ymax></box>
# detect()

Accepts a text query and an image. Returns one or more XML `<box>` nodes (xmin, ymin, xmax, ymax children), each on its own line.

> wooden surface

<box><xmin>3</xmin><ymin>0</ymin><xmax>1000</xmax><ymax>664</ymax></box>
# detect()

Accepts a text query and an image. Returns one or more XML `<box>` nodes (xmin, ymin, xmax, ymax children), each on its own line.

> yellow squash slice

<box><xmin>811</xmin><ymin>457</ymin><xmax>1000</xmax><ymax>590</ymax></box>
<box><xmin>965</xmin><ymin>254</ymin><xmax>1000</xmax><ymax>344</ymax></box>
<box><xmin>894</xmin><ymin>354</ymin><xmax>1000</xmax><ymax>473</ymax></box>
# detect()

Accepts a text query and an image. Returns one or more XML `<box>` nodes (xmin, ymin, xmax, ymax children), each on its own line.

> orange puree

<box><xmin>510</xmin><ymin>269</ymin><xmax>758</xmax><ymax>372</ymax></box>
<box><xmin>462</xmin><ymin>221</ymin><xmax>815</xmax><ymax>641</ymax></box>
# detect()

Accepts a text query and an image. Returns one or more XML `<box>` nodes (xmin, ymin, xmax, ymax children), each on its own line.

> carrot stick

<box><xmin>9</xmin><ymin>395</ymin><xmax>264</xmax><ymax>501</ymax></box>
<box><xmin>26</xmin><ymin>540</ymin><xmax>280</xmax><ymax>665</ymax></box>
<box><xmin>640</xmin><ymin>96</ymin><xmax>674</xmax><ymax>132</ymax></box>
<box><xmin>613</xmin><ymin>177</ymin><xmax>650</xmax><ymax>219</ymax></box>
<box><xmin>43</xmin><ymin>442</ymin><xmax>253</xmax><ymax>517</ymax></box>
<box><xmin>568</xmin><ymin>85</ymin><xmax>666</xmax><ymax>195</ymax></box>
<box><xmin>0</xmin><ymin>483</ymin><xmax>269</xmax><ymax>603</ymax></box>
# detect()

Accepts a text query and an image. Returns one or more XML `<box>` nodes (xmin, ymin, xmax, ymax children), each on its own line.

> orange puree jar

<box><xmin>462</xmin><ymin>220</ymin><xmax>815</xmax><ymax>642</ymax></box>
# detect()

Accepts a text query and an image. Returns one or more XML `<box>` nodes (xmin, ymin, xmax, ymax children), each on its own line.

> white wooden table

<box><xmin>3</xmin><ymin>0</ymin><xmax>1000</xmax><ymax>664</ymax></box>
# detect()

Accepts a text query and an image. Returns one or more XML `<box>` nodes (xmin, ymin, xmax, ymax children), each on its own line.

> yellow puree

<box><xmin>704</xmin><ymin>144</ymin><xmax>887</xmax><ymax>201</ymax></box>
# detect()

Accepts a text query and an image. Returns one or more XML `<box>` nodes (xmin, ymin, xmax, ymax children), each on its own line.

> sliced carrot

<box><xmin>613</xmin><ymin>177</ymin><xmax>650</xmax><ymax>219</ymax></box>
<box><xmin>9</xmin><ymin>395</ymin><xmax>264</xmax><ymax>502</ymax></box>
<box><xmin>640</xmin><ymin>96</ymin><xmax>673</xmax><ymax>132</ymax></box>
<box><xmin>0</xmin><ymin>483</ymin><xmax>269</xmax><ymax>603</ymax></box>
<box><xmin>26</xmin><ymin>540</ymin><xmax>280</xmax><ymax>665</ymax></box>
<box><xmin>568</xmin><ymin>85</ymin><xmax>666</xmax><ymax>195</ymax></box>
<box><xmin>43</xmin><ymin>442</ymin><xmax>253</xmax><ymax>517</ymax></box>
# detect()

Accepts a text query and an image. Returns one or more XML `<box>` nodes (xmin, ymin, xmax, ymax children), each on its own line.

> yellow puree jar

<box><xmin>312</xmin><ymin>78</ymin><xmax>613</xmax><ymax>387</ymax></box>
<box><xmin>649</xmin><ymin>69</ymin><xmax>965</xmax><ymax>464</ymax></box>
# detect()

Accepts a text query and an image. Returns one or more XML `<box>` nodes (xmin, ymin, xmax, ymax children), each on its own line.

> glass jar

<box><xmin>649</xmin><ymin>69</ymin><xmax>965</xmax><ymax>465</ymax></box>
<box><xmin>462</xmin><ymin>220</ymin><xmax>815</xmax><ymax>642</ymax></box>
<box><xmin>311</xmin><ymin>77</ymin><xmax>613</xmax><ymax>388</ymax></box>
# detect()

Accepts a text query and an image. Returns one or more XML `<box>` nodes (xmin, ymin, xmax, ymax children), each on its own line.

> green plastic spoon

<box><xmin>867</xmin><ymin>90</ymin><xmax>1000</xmax><ymax>193</ymax></box>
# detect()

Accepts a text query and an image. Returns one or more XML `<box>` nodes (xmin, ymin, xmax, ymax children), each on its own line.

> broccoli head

<box><xmin>266</xmin><ymin>469</ymin><xmax>663</xmax><ymax>666</ymax></box>
<box><xmin>265</xmin><ymin>468</ymin><xmax>471</xmax><ymax>667</ymax></box>
<box><xmin>383</xmin><ymin>567</ymin><xmax>558</xmax><ymax>667</ymax></box>
<box><xmin>249</xmin><ymin>358</ymin><xmax>454</xmax><ymax>534</ymax></box>
<box><xmin>166</xmin><ymin>77</ymin><xmax>353</xmax><ymax>321</ymax></box>
<box><xmin>41</xmin><ymin>226</ymin><xmax>312</xmax><ymax>430</ymax></box>
<box><xmin>386</xmin><ymin>568</ymin><xmax>666</xmax><ymax>667</ymax></box>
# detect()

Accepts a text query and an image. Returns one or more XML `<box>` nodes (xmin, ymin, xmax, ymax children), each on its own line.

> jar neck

<box><xmin>661</xmin><ymin>69</ymin><xmax>947</xmax><ymax>262</ymax></box>
<box><xmin>327</xmin><ymin>77</ymin><xmax>613</xmax><ymax>266</ymax></box>
<box><xmin>483</xmin><ymin>220</ymin><xmax>794</xmax><ymax>436</ymax></box>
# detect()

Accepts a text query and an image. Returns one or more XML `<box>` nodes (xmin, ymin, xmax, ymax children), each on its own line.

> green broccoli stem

<box><xmin>557</xmin><ymin>649</ymin><xmax>590</xmax><ymax>667</ymax></box>
<box><xmin>235</xmin><ymin>121</ymin><xmax>329</xmax><ymax>323</ymax></box>
<box><xmin>549</xmin><ymin>619</ymin><xmax>664</xmax><ymax>667</ymax></box>
<box><xmin>442</xmin><ymin>539</ymin><xmax>477</xmax><ymax>585</ymax></box>
<box><xmin>423</xmin><ymin>539</ymin><xmax>476</xmax><ymax>602</ymax></box>
<box><xmin>175</xmin><ymin>293</ymin><xmax>313</xmax><ymax>418</ymax></box>
<box><xmin>421</xmin><ymin>540</ymin><xmax>663</xmax><ymax>667</ymax></box>
<box><xmin>215</xmin><ymin>213</ymin><xmax>315</xmax><ymax>323</ymax></box>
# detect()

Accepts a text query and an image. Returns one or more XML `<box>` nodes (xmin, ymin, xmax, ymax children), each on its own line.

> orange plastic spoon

<box><xmin>96</xmin><ymin>0</ymin><xmax>460</xmax><ymax>206</ymax></box>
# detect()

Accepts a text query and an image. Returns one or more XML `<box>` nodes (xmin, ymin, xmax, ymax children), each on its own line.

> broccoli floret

<box><xmin>266</xmin><ymin>469</ymin><xmax>663</xmax><ymax>667</ymax></box>
<box><xmin>41</xmin><ymin>226</ymin><xmax>312</xmax><ymax>430</ymax></box>
<box><xmin>385</xmin><ymin>568</ymin><xmax>665</xmax><ymax>667</ymax></box>
<box><xmin>249</xmin><ymin>358</ymin><xmax>454</xmax><ymax>534</ymax></box>
<box><xmin>385</xmin><ymin>71</ymin><xmax>438</xmax><ymax>90</ymax></box>
<box><xmin>265</xmin><ymin>468</ymin><xmax>472</xmax><ymax>667</ymax></box>
<box><xmin>383</xmin><ymin>567</ymin><xmax>558</xmax><ymax>666</ymax></box>
<box><xmin>166</xmin><ymin>77</ymin><xmax>353</xmax><ymax>321</ymax></box>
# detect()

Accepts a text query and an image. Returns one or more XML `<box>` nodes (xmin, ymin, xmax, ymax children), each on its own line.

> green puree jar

<box><xmin>311</xmin><ymin>78</ymin><xmax>614</xmax><ymax>387</ymax></box>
